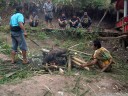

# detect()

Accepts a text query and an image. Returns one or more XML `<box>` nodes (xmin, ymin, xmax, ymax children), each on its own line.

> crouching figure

<box><xmin>81</xmin><ymin>40</ymin><xmax>114</xmax><ymax>72</ymax></box>
<box><xmin>29</xmin><ymin>12</ymin><xmax>39</xmax><ymax>27</ymax></box>
<box><xmin>58</xmin><ymin>13</ymin><xmax>67</xmax><ymax>29</ymax></box>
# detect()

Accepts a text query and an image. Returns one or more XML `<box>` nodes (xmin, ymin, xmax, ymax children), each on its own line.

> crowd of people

<box><xmin>58</xmin><ymin>12</ymin><xmax>92</xmax><ymax>29</ymax></box>
<box><xmin>28</xmin><ymin>0</ymin><xmax>92</xmax><ymax>29</ymax></box>
<box><xmin>9</xmin><ymin>0</ymin><xmax>114</xmax><ymax>72</ymax></box>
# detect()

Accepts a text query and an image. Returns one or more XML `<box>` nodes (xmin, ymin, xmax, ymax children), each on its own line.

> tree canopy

<box><xmin>0</xmin><ymin>0</ymin><xmax>112</xmax><ymax>10</ymax></box>
<box><xmin>53</xmin><ymin>0</ymin><xmax>111</xmax><ymax>10</ymax></box>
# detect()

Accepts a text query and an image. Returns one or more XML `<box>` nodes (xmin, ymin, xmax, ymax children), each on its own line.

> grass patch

<box><xmin>0</xmin><ymin>70</ymin><xmax>33</xmax><ymax>84</ymax></box>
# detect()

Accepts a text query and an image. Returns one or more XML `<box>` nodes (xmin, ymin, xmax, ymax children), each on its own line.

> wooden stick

<box><xmin>41</xmin><ymin>48</ymin><xmax>50</xmax><ymax>53</ymax></box>
<box><xmin>43</xmin><ymin>85</ymin><xmax>53</xmax><ymax>94</ymax></box>
<box><xmin>72</xmin><ymin>57</ymin><xmax>87</xmax><ymax>64</ymax></box>
<box><xmin>87</xmin><ymin>84</ymin><xmax>97</xmax><ymax>96</ymax></box>
<box><xmin>97</xmin><ymin>9</ymin><xmax>108</xmax><ymax>28</ymax></box>
<box><xmin>72</xmin><ymin>60</ymin><xmax>82</xmax><ymax>66</ymax></box>
<box><xmin>68</xmin><ymin>55</ymin><xmax>71</xmax><ymax>72</ymax></box>
<box><xmin>68</xmin><ymin>43</ymin><xmax>84</xmax><ymax>49</ymax></box>
<box><xmin>72</xmin><ymin>60</ymin><xmax>89</xmax><ymax>71</ymax></box>
<box><xmin>42</xmin><ymin>28</ymin><xmax>65</xmax><ymax>31</ymax></box>
<box><xmin>5</xmin><ymin>72</ymin><xmax>16</xmax><ymax>78</ymax></box>
<box><xmin>46</xmin><ymin>64</ymin><xmax>53</xmax><ymax>75</ymax></box>
<box><xmin>98</xmin><ymin>35</ymin><xmax>128</xmax><ymax>40</ymax></box>
<box><xmin>69</xmin><ymin>49</ymin><xmax>92</xmax><ymax>56</ymax></box>
<box><xmin>27</xmin><ymin>37</ymin><xmax>41</xmax><ymax>47</ymax></box>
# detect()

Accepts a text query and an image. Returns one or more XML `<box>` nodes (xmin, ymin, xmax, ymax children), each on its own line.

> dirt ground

<box><xmin>0</xmin><ymin>74</ymin><xmax>128</xmax><ymax>96</ymax></box>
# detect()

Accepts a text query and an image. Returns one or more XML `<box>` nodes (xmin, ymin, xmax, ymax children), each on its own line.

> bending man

<box><xmin>29</xmin><ymin>12</ymin><xmax>39</xmax><ymax>27</ymax></box>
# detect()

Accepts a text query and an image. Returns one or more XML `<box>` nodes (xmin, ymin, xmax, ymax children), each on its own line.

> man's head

<box><xmin>16</xmin><ymin>6</ymin><xmax>24</xmax><ymax>13</ymax></box>
<box><xmin>47</xmin><ymin>0</ymin><xmax>51</xmax><ymax>3</ymax></box>
<box><xmin>62</xmin><ymin>13</ymin><xmax>65</xmax><ymax>17</ymax></box>
<box><xmin>93</xmin><ymin>39</ymin><xmax>101</xmax><ymax>50</ymax></box>
<box><xmin>84</xmin><ymin>12</ymin><xmax>87</xmax><ymax>16</ymax></box>
<box><xmin>73</xmin><ymin>14</ymin><xmax>77</xmax><ymax>18</ymax></box>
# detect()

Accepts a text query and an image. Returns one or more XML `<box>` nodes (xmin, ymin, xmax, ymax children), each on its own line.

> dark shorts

<box><xmin>45</xmin><ymin>15</ymin><xmax>52</xmax><ymax>22</ymax></box>
<box><xmin>11</xmin><ymin>31</ymin><xmax>27</xmax><ymax>51</ymax></box>
<box><xmin>45</xmin><ymin>12</ymin><xmax>53</xmax><ymax>22</ymax></box>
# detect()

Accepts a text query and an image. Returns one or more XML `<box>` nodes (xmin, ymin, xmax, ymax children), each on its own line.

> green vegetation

<box><xmin>0</xmin><ymin>42</ymin><xmax>11</xmax><ymax>55</ymax></box>
<box><xmin>53</xmin><ymin>0</ymin><xmax>111</xmax><ymax>10</ymax></box>
<box><xmin>0</xmin><ymin>25</ymin><xmax>127</xmax><ymax>85</ymax></box>
<box><xmin>0</xmin><ymin>0</ymin><xmax>113</xmax><ymax>15</ymax></box>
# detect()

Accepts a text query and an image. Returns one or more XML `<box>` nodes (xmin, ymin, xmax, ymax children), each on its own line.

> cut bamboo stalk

<box><xmin>68</xmin><ymin>49</ymin><xmax>92</xmax><ymax>56</ymax></box>
<box><xmin>68</xmin><ymin>43</ymin><xmax>84</xmax><ymax>49</ymax></box>
<box><xmin>72</xmin><ymin>60</ymin><xmax>89</xmax><ymax>71</ymax></box>
<box><xmin>46</xmin><ymin>63</ymin><xmax>53</xmax><ymax>75</ymax></box>
<box><xmin>42</xmin><ymin>28</ymin><xmax>65</xmax><ymax>31</ymax></box>
<box><xmin>41</xmin><ymin>48</ymin><xmax>50</xmax><ymax>53</ymax></box>
<box><xmin>68</xmin><ymin>55</ymin><xmax>71</xmax><ymax>72</ymax></box>
<box><xmin>72</xmin><ymin>57</ymin><xmax>87</xmax><ymax>64</ymax></box>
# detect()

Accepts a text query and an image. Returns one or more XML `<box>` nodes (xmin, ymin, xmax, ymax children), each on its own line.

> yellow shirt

<box><xmin>93</xmin><ymin>47</ymin><xmax>112</xmax><ymax>68</ymax></box>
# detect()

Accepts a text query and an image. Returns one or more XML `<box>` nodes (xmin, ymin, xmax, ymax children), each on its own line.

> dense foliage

<box><xmin>0</xmin><ymin>0</ymin><xmax>112</xmax><ymax>11</ymax></box>
<box><xmin>53</xmin><ymin>0</ymin><xmax>111</xmax><ymax>10</ymax></box>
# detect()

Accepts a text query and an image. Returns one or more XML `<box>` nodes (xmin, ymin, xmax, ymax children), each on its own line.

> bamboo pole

<box><xmin>72</xmin><ymin>60</ymin><xmax>89</xmax><ymax>71</ymax></box>
<box><xmin>68</xmin><ymin>43</ymin><xmax>84</xmax><ymax>49</ymax></box>
<box><xmin>68</xmin><ymin>49</ymin><xmax>92</xmax><ymax>56</ymax></box>
<box><xmin>46</xmin><ymin>63</ymin><xmax>53</xmax><ymax>75</ymax></box>
<box><xmin>97</xmin><ymin>9</ymin><xmax>108</xmax><ymax>28</ymax></box>
<box><xmin>72</xmin><ymin>57</ymin><xmax>87</xmax><ymax>64</ymax></box>
<box><xmin>68</xmin><ymin>55</ymin><xmax>72</xmax><ymax>72</ymax></box>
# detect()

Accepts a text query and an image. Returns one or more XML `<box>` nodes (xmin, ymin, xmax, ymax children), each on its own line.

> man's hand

<box><xmin>60</xmin><ymin>21</ymin><xmax>63</xmax><ymax>24</ymax></box>
<box><xmin>19</xmin><ymin>22</ymin><xmax>27</xmax><ymax>38</ymax></box>
<box><xmin>44</xmin><ymin>12</ymin><xmax>47</xmax><ymax>15</ymax></box>
<box><xmin>80</xmin><ymin>63</ymin><xmax>87</xmax><ymax>68</ymax></box>
<box><xmin>24</xmin><ymin>31</ymin><xmax>27</xmax><ymax>38</ymax></box>
<box><xmin>80</xmin><ymin>64</ymin><xmax>85</xmax><ymax>68</ymax></box>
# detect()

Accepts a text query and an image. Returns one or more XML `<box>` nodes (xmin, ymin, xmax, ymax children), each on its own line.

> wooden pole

<box><xmin>68</xmin><ymin>49</ymin><xmax>92</xmax><ymax>56</ymax></box>
<box><xmin>68</xmin><ymin>55</ymin><xmax>71</xmax><ymax>72</ymax></box>
<box><xmin>97</xmin><ymin>9</ymin><xmax>108</xmax><ymax>28</ymax></box>
<box><xmin>72</xmin><ymin>57</ymin><xmax>87</xmax><ymax>64</ymax></box>
<box><xmin>72</xmin><ymin>60</ymin><xmax>89</xmax><ymax>71</ymax></box>
<box><xmin>116</xmin><ymin>11</ymin><xmax>119</xmax><ymax>22</ymax></box>
<box><xmin>68</xmin><ymin>43</ymin><xmax>84</xmax><ymax>49</ymax></box>
<box><xmin>124</xmin><ymin>0</ymin><xmax>128</xmax><ymax>17</ymax></box>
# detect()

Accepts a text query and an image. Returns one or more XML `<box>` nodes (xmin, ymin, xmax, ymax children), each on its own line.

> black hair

<box><xmin>72</xmin><ymin>13</ymin><xmax>77</xmax><ymax>16</ymax></box>
<box><xmin>61</xmin><ymin>12</ymin><xmax>65</xmax><ymax>15</ymax></box>
<box><xmin>93</xmin><ymin>39</ymin><xmax>101</xmax><ymax>49</ymax></box>
<box><xmin>16</xmin><ymin>6</ymin><xmax>23</xmax><ymax>13</ymax></box>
